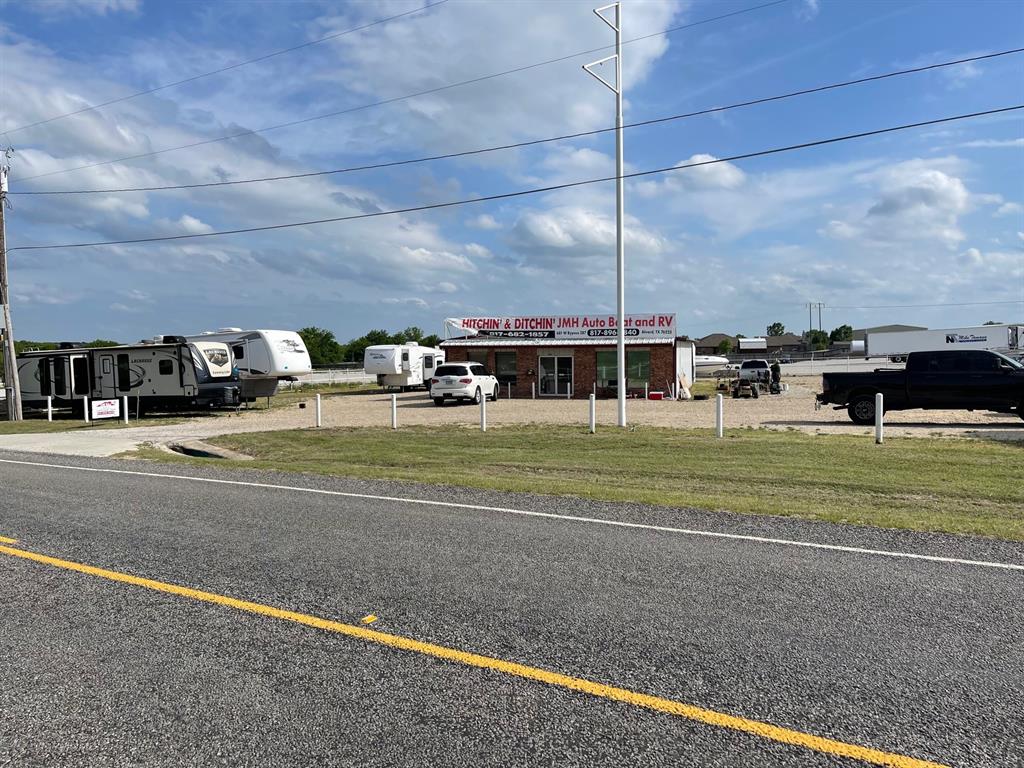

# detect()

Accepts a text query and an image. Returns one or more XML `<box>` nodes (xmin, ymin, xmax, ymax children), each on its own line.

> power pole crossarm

<box><xmin>1</xmin><ymin>149</ymin><xmax>24</xmax><ymax>421</ymax></box>
<box><xmin>584</xmin><ymin>2</ymin><xmax>627</xmax><ymax>428</ymax></box>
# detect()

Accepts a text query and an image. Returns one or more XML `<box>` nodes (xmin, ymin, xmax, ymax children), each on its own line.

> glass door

<box><xmin>538</xmin><ymin>356</ymin><xmax>573</xmax><ymax>396</ymax></box>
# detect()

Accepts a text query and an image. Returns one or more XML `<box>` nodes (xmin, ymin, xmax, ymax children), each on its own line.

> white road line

<box><xmin>2</xmin><ymin>457</ymin><xmax>1022</xmax><ymax>572</ymax></box>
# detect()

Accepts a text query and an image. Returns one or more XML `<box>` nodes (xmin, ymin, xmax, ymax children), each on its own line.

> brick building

<box><xmin>440</xmin><ymin>314</ymin><xmax>694</xmax><ymax>399</ymax></box>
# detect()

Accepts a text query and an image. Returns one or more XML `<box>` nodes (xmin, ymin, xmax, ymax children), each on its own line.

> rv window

<box><xmin>424</xmin><ymin>355</ymin><xmax>433</xmax><ymax>368</ymax></box>
<box><xmin>159</xmin><ymin>359</ymin><xmax>174</xmax><ymax>375</ymax></box>
<box><xmin>102</xmin><ymin>357</ymin><xmax>112</xmax><ymax>376</ymax></box>
<box><xmin>232</xmin><ymin>345</ymin><xmax>245</xmax><ymax>360</ymax></box>
<box><xmin>402</xmin><ymin>352</ymin><xmax>409</xmax><ymax>362</ymax></box>
<box><xmin>117</xmin><ymin>354</ymin><xmax>132</xmax><ymax>392</ymax></box>
<box><xmin>39</xmin><ymin>359</ymin><xmax>52</xmax><ymax>397</ymax></box>
<box><xmin>72</xmin><ymin>357</ymin><xmax>89</xmax><ymax>395</ymax></box>
<box><xmin>53</xmin><ymin>358</ymin><xmax>67</xmax><ymax>396</ymax></box>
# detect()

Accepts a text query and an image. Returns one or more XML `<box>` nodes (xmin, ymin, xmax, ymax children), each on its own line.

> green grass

<box><xmin>0</xmin><ymin>415</ymin><xmax>187</xmax><ymax>434</ymax></box>
<box><xmin>136</xmin><ymin>425</ymin><xmax>1024</xmax><ymax>541</ymax></box>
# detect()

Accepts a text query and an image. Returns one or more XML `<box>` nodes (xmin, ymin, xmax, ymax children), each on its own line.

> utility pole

<box><xmin>817</xmin><ymin>302</ymin><xmax>823</xmax><ymax>333</ymax></box>
<box><xmin>584</xmin><ymin>2</ymin><xmax>626</xmax><ymax>427</ymax></box>
<box><xmin>0</xmin><ymin>149</ymin><xmax>23</xmax><ymax>421</ymax></box>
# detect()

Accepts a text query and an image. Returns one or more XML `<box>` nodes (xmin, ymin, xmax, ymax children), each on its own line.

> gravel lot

<box><xmin>261</xmin><ymin>377</ymin><xmax>1023</xmax><ymax>440</ymax></box>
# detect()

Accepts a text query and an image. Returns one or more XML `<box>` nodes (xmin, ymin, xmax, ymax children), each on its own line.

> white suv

<box><xmin>430</xmin><ymin>362</ymin><xmax>499</xmax><ymax>406</ymax></box>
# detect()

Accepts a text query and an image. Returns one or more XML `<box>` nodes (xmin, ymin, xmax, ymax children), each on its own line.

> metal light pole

<box><xmin>584</xmin><ymin>2</ymin><xmax>626</xmax><ymax>427</ymax></box>
<box><xmin>0</xmin><ymin>149</ymin><xmax>23</xmax><ymax>421</ymax></box>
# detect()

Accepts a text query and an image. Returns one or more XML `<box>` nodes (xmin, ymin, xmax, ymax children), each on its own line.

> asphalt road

<box><xmin>1</xmin><ymin>452</ymin><xmax>1021</xmax><ymax>768</ymax></box>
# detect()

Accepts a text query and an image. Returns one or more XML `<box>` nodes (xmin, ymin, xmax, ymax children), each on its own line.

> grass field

<box><xmin>144</xmin><ymin>424</ymin><xmax>1024</xmax><ymax>540</ymax></box>
<box><xmin>0</xmin><ymin>415</ymin><xmax>187</xmax><ymax>434</ymax></box>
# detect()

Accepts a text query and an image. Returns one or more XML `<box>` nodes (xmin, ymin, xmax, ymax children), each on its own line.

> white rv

<box><xmin>866</xmin><ymin>324</ymin><xmax>1023</xmax><ymax>360</ymax></box>
<box><xmin>364</xmin><ymin>342</ymin><xmax>445</xmax><ymax>390</ymax></box>
<box><xmin>186</xmin><ymin>329</ymin><xmax>312</xmax><ymax>380</ymax></box>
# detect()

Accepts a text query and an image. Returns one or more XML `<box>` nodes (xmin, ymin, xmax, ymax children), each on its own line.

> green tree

<box><xmin>806</xmin><ymin>329</ymin><xmax>829</xmax><ymax>350</ymax></box>
<box><xmin>421</xmin><ymin>334</ymin><xmax>442</xmax><ymax>349</ymax></box>
<box><xmin>391</xmin><ymin>326</ymin><xmax>424</xmax><ymax>344</ymax></box>
<box><xmin>716</xmin><ymin>339</ymin><xmax>733</xmax><ymax>355</ymax></box>
<box><xmin>983</xmin><ymin>320</ymin><xmax>1002</xmax><ymax>325</ymax></box>
<box><xmin>298</xmin><ymin>327</ymin><xmax>344</xmax><ymax>366</ymax></box>
<box><xmin>766</xmin><ymin>322</ymin><xmax>786</xmax><ymax>337</ymax></box>
<box><xmin>828</xmin><ymin>324</ymin><xmax>853</xmax><ymax>343</ymax></box>
<box><xmin>84</xmin><ymin>339</ymin><xmax>120</xmax><ymax>347</ymax></box>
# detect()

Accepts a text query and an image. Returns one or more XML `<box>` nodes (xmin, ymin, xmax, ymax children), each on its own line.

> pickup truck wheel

<box><xmin>848</xmin><ymin>395</ymin><xmax>876</xmax><ymax>426</ymax></box>
<box><xmin>433</xmin><ymin>397</ymin><xmax>444</xmax><ymax>407</ymax></box>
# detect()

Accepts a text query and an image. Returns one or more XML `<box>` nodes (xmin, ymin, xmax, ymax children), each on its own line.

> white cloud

<box><xmin>467</xmin><ymin>214</ymin><xmax>500</xmax><ymax>230</ymax></box>
<box><xmin>960</xmin><ymin>138</ymin><xmax>1024</xmax><ymax>149</ymax></box>
<box><xmin>995</xmin><ymin>202</ymin><xmax>1023</xmax><ymax>218</ymax></box>
<box><xmin>797</xmin><ymin>0</ymin><xmax>820</xmax><ymax>21</ymax></box>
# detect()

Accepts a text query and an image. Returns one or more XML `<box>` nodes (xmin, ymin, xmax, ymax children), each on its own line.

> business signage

<box><xmin>91</xmin><ymin>399</ymin><xmax>120</xmax><ymax>420</ymax></box>
<box><xmin>945</xmin><ymin>333</ymin><xmax>988</xmax><ymax>345</ymax></box>
<box><xmin>456</xmin><ymin>314</ymin><xmax>676</xmax><ymax>341</ymax></box>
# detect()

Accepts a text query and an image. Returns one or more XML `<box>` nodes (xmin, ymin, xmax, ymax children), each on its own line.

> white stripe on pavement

<box><xmin>1</xmin><ymin>457</ymin><xmax>1021</xmax><ymax>572</ymax></box>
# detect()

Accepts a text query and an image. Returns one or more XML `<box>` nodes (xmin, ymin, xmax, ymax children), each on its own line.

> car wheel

<box><xmin>472</xmin><ymin>387</ymin><xmax>482</xmax><ymax>405</ymax></box>
<box><xmin>489</xmin><ymin>384</ymin><xmax>498</xmax><ymax>401</ymax></box>
<box><xmin>433</xmin><ymin>397</ymin><xmax>444</xmax><ymax>407</ymax></box>
<box><xmin>848</xmin><ymin>394</ymin><xmax>876</xmax><ymax>426</ymax></box>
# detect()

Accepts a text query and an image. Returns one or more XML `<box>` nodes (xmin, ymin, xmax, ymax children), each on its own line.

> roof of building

<box><xmin>852</xmin><ymin>324</ymin><xmax>927</xmax><ymax>340</ymax></box>
<box><xmin>765</xmin><ymin>333</ymin><xmax>803</xmax><ymax>347</ymax></box>
<box><xmin>695</xmin><ymin>333</ymin><xmax>736</xmax><ymax>346</ymax></box>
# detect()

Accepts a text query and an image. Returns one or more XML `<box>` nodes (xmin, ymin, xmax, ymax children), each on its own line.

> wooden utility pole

<box><xmin>1</xmin><ymin>149</ymin><xmax>23</xmax><ymax>421</ymax></box>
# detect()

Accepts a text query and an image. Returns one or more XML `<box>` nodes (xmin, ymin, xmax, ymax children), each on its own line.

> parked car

<box><xmin>430</xmin><ymin>362</ymin><xmax>499</xmax><ymax>406</ymax></box>
<box><xmin>817</xmin><ymin>349</ymin><xmax>1024</xmax><ymax>425</ymax></box>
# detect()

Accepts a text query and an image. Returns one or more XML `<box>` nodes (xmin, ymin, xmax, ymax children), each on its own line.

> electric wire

<box><xmin>7</xmin><ymin>104</ymin><xmax>1020</xmax><ymax>253</ymax></box>
<box><xmin>11</xmin><ymin>0</ymin><xmax>790</xmax><ymax>183</ymax></box>
<box><xmin>12</xmin><ymin>47</ymin><xmax>1023</xmax><ymax>196</ymax></box>
<box><xmin>3</xmin><ymin>1</ymin><xmax>451</xmax><ymax>136</ymax></box>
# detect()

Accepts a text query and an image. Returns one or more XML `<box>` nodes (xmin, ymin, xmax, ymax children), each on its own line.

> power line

<box><xmin>827</xmin><ymin>299</ymin><xmax>1024</xmax><ymax>310</ymax></box>
<box><xmin>14</xmin><ymin>48</ymin><xmax>1022</xmax><ymax>196</ymax></box>
<box><xmin>7</xmin><ymin>104</ymin><xmax>1020</xmax><ymax>253</ymax></box>
<box><xmin>3</xmin><ymin>2</ymin><xmax>451</xmax><ymax>137</ymax></box>
<box><xmin>11</xmin><ymin>0</ymin><xmax>789</xmax><ymax>184</ymax></box>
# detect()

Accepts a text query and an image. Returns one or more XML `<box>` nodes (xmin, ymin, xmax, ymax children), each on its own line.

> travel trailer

<box><xmin>16</xmin><ymin>338</ymin><xmax>240</xmax><ymax>414</ymax></box>
<box><xmin>364</xmin><ymin>342</ymin><xmax>445</xmax><ymax>390</ymax></box>
<box><xmin>186</xmin><ymin>329</ymin><xmax>313</xmax><ymax>380</ymax></box>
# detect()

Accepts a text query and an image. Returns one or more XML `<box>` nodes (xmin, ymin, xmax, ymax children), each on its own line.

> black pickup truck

<box><xmin>817</xmin><ymin>349</ymin><xmax>1024</xmax><ymax>425</ymax></box>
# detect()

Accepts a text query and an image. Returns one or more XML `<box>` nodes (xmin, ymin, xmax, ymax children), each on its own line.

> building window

<box><xmin>494</xmin><ymin>351</ymin><xmax>517</xmax><ymax>385</ymax></box>
<box><xmin>467</xmin><ymin>349</ymin><xmax>488</xmax><ymax>366</ymax></box>
<box><xmin>117</xmin><ymin>354</ymin><xmax>132</xmax><ymax>392</ymax></box>
<box><xmin>628</xmin><ymin>350</ymin><xmax>651</xmax><ymax>387</ymax></box>
<box><xmin>595</xmin><ymin>350</ymin><xmax>651</xmax><ymax>388</ymax></box>
<box><xmin>159</xmin><ymin>359</ymin><xmax>174</xmax><ymax>375</ymax></box>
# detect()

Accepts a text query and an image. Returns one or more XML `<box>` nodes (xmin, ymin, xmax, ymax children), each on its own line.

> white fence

<box><xmin>295</xmin><ymin>368</ymin><xmax>375</xmax><ymax>385</ymax></box>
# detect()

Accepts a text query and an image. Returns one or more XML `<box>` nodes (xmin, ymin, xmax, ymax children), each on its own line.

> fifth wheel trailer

<box><xmin>16</xmin><ymin>339</ymin><xmax>240</xmax><ymax>414</ymax></box>
<box><xmin>866</xmin><ymin>324</ymin><xmax>1023</xmax><ymax>360</ymax></box>
<box><xmin>364</xmin><ymin>342</ymin><xmax>445</xmax><ymax>390</ymax></box>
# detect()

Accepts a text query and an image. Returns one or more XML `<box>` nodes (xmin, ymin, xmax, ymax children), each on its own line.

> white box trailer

<box><xmin>866</xmin><ymin>324</ymin><xmax>1023</xmax><ymax>360</ymax></box>
<box><xmin>737</xmin><ymin>337</ymin><xmax>768</xmax><ymax>352</ymax></box>
<box><xmin>364</xmin><ymin>342</ymin><xmax>445</xmax><ymax>390</ymax></box>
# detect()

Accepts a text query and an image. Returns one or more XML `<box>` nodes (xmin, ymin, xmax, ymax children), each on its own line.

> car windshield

<box><xmin>992</xmin><ymin>351</ymin><xmax>1024</xmax><ymax>370</ymax></box>
<box><xmin>434</xmin><ymin>365</ymin><xmax>469</xmax><ymax>376</ymax></box>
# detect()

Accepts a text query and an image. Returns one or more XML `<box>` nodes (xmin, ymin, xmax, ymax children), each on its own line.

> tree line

<box><xmin>298</xmin><ymin>326</ymin><xmax>442</xmax><ymax>367</ymax></box>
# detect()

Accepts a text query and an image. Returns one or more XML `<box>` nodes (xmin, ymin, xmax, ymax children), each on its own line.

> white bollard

<box><xmin>644</xmin><ymin>382</ymin><xmax>649</xmax><ymax>400</ymax></box>
<box><xmin>122</xmin><ymin>396</ymin><xmax>129</xmax><ymax>424</ymax></box>
<box><xmin>83</xmin><ymin>396</ymin><xmax>90</xmax><ymax>424</ymax></box>
<box><xmin>47</xmin><ymin>396</ymin><xmax>53</xmax><ymax>422</ymax></box>
<box><xmin>589</xmin><ymin>394</ymin><xmax>596</xmax><ymax>434</ymax></box>
<box><xmin>315</xmin><ymin>393</ymin><xmax>322</xmax><ymax>428</ymax></box>
<box><xmin>715</xmin><ymin>393</ymin><xmax>723</xmax><ymax>438</ymax></box>
<box><xmin>391</xmin><ymin>393</ymin><xmax>397</xmax><ymax>430</ymax></box>
<box><xmin>507</xmin><ymin>382</ymin><xmax>511</xmax><ymax>399</ymax></box>
<box><xmin>531</xmin><ymin>382</ymin><xmax>535</xmax><ymax>400</ymax></box>
<box><xmin>480</xmin><ymin>392</ymin><xmax>487</xmax><ymax>432</ymax></box>
<box><xmin>875</xmin><ymin>392</ymin><xmax>884</xmax><ymax>444</ymax></box>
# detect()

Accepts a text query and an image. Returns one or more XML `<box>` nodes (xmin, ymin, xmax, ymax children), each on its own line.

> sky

<box><xmin>1</xmin><ymin>0</ymin><xmax>1022</xmax><ymax>344</ymax></box>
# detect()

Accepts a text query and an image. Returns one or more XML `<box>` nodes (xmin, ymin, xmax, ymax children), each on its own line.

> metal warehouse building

<box><xmin>440</xmin><ymin>314</ymin><xmax>695</xmax><ymax>399</ymax></box>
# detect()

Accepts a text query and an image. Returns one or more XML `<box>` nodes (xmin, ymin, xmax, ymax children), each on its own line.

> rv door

<box><xmin>98</xmin><ymin>353</ymin><xmax>118</xmax><ymax>399</ymax></box>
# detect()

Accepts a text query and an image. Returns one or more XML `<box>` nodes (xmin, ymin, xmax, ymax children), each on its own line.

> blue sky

<box><xmin>1</xmin><ymin>0</ymin><xmax>1021</xmax><ymax>343</ymax></box>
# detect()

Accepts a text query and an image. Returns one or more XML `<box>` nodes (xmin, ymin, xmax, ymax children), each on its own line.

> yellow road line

<box><xmin>0</xmin><ymin>536</ymin><xmax>17</xmax><ymax>544</ymax></box>
<box><xmin>0</xmin><ymin>541</ymin><xmax>946</xmax><ymax>768</ymax></box>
